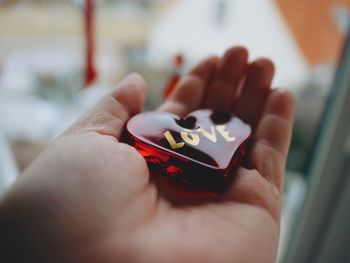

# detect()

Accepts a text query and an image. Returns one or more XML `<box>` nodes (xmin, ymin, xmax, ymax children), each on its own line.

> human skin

<box><xmin>0</xmin><ymin>47</ymin><xmax>294</xmax><ymax>263</ymax></box>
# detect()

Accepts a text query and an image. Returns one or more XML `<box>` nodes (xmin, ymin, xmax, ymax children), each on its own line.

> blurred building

<box><xmin>277</xmin><ymin>0</ymin><xmax>349</xmax><ymax>65</ymax></box>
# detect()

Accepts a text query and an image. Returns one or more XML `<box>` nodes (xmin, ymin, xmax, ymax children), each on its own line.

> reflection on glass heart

<box><xmin>124</xmin><ymin>109</ymin><xmax>251</xmax><ymax>196</ymax></box>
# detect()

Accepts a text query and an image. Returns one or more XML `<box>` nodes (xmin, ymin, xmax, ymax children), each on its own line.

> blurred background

<box><xmin>0</xmin><ymin>0</ymin><xmax>349</xmax><ymax>262</ymax></box>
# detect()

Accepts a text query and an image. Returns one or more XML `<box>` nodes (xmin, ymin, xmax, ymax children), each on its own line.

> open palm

<box><xmin>0</xmin><ymin>47</ymin><xmax>294</xmax><ymax>263</ymax></box>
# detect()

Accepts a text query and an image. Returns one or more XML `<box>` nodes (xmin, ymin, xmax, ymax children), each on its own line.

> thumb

<box><xmin>65</xmin><ymin>73</ymin><xmax>147</xmax><ymax>139</ymax></box>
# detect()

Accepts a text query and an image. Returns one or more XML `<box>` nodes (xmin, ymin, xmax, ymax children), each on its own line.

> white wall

<box><xmin>148</xmin><ymin>0</ymin><xmax>309</xmax><ymax>88</ymax></box>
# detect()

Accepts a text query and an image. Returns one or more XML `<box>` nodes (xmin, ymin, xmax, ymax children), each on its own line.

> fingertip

<box><xmin>276</xmin><ymin>88</ymin><xmax>295</xmax><ymax>106</ymax></box>
<box><xmin>252</xmin><ymin>58</ymin><xmax>275</xmax><ymax>71</ymax></box>
<box><xmin>249</xmin><ymin>58</ymin><xmax>275</xmax><ymax>86</ymax></box>
<box><xmin>219</xmin><ymin>46</ymin><xmax>249</xmax><ymax>73</ymax></box>
<box><xmin>203</xmin><ymin>55</ymin><xmax>220</xmax><ymax>65</ymax></box>
<box><xmin>267</xmin><ymin>88</ymin><xmax>295</xmax><ymax>120</ymax></box>
<box><xmin>224</xmin><ymin>46</ymin><xmax>249</xmax><ymax>62</ymax></box>
<box><xmin>119</xmin><ymin>73</ymin><xmax>147</xmax><ymax>93</ymax></box>
<box><xmin>190</xmin><ymin>55</ymin><xmax>218</xmax><ymax>80</ymax></box>
<box><xmin>113</xmin><ymin>73</ymin><xmax>148</xmax><ymax>116</ymax></box>
<box><xmin>234</xmin><ymin>58</ymin><xmax>276</xmax><ymax>127</ymax></box>
<box><xmin>158</xmin><ymin>75</ymin><xmax>204</xmax><ymax>116</ymax></box>
<box><xmin>159</xmin><ymin>56</ymin><xmax>218</xmax><ymax>115</ymax></box>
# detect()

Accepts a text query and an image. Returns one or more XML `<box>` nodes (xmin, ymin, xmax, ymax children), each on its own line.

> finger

<box><xmin>250</xmin><ymin>89</ymin><xmax>295</xmax><ymax>190</ymax></box>
<box><xmin>158</xmin><ymin>56</ymin><xmax>217</xmax><ymax>116</ymax></box>
<box><xmin>234</xmin><ymin>58</ymin><xmax>275</xmax><ymax>129</ymax></box>
<box><xmin>203</xmin><ymin>46</ymin><xmax>248</xmax><ymax>111</ymax></box>
<box><xmin>64</xmin><ymin>73</ymin><xmax>147</xmax><ymax>139</ymax></box>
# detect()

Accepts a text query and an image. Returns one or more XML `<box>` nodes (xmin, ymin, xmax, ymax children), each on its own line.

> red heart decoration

<box><xmin>124</xmin><ymin>109</ymin><xmax>251</xmax><ymax>194</ymax></box>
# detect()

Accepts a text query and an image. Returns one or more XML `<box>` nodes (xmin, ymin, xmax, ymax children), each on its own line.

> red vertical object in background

<box><xmin>163</xmin><ymin>54</ymin><xmax>184</xmax><ymax>98</ymax></box>
<box><xmin>84</xmin><ymin>0</ymin><xmax>97</xmax><ymax>87</ymax></box>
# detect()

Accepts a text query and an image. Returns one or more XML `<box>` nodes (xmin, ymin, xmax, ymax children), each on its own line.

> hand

<box><xmin>0</xmin><ymin>47</ymin><xmax>294</xmax><ymax>263</ymax></box>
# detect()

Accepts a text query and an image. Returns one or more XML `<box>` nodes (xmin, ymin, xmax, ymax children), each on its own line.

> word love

<box><xmin>164</xmin><ymin>125</ymin><xmax>235</xmax><ymax>150</ymax></box>
<box><xmin>124</xmin><ymin>110</ymin><xmax>251</xmax><ymax>194</ymax></box>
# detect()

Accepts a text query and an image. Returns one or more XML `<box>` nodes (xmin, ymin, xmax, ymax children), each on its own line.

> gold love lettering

<box><xmin>164</xmin><ymin>125</ymin><xmax>236</xmax><ymax>150</ymax></box>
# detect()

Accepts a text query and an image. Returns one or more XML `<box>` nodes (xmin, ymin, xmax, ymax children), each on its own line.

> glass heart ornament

<box><xmin>124</xmin><ymin>109</ymin><xmax>251</xmax><ymax>195</ymax></box>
